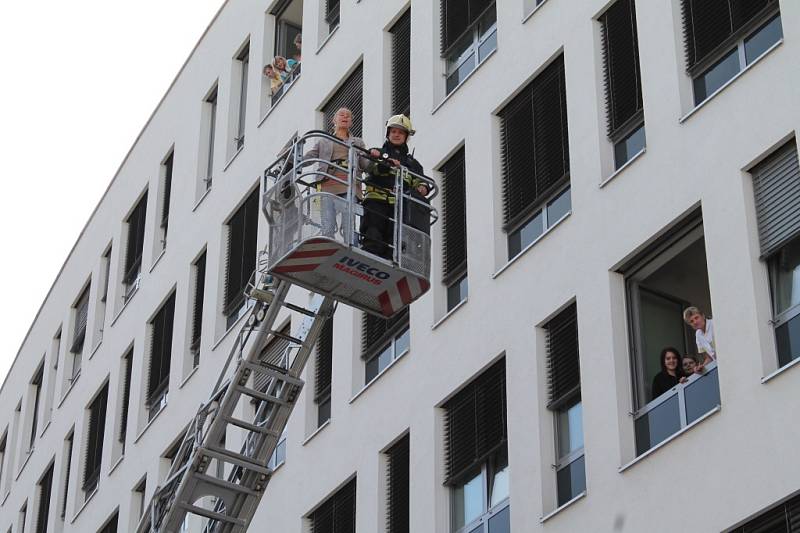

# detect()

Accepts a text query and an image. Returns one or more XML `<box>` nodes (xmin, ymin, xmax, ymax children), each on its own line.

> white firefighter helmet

<box><xmin>385</xmin><ymin>114</ymin><xmax>415</xmax><ymax>137</ymax></box>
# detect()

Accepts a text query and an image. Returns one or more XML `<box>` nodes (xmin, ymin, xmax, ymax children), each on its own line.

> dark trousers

<box><xmin>360</xmin><ymin>199</ymin><xmax>395</xmax><ymax>260</ymax></box>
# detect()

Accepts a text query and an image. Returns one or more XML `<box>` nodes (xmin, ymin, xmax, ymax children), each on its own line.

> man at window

<box><xmin>684</xmin><ymin>306</ymin><xmax>715</xmax><ymax>369</ymax></box>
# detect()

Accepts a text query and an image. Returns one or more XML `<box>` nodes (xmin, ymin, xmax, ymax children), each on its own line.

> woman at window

<box><xmin>651</xmin><ymin>347</ymin><xmax>687</xmax><ymax>400</ymax></box>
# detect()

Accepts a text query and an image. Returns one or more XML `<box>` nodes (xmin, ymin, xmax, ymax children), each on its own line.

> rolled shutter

<box><xmin>147</xmin><ymin>294</ymin><xmax>175</xmax><ymax>404</ymax></box>
<box><xmin>124</xmin><ymin>193</ymin><xmax>148</xmax><ymax>284</ymax></box>
<box><xmin>500</xmin><ymin>55</ymin><xmax>569</xmax><ymax>231</ymax></box>
<box><xmin>35</xmin><ymin>464</ymin><xmax>54</xmax><ymax>533</ymax></box>
<box><xmin>83</xmin><ymin>383</ymin><xmax>108</xmax><ymax>490</ymax></box>
<box><xmin>386</xmin><ymin>434</ymin><xmax>409</xmax><ymax>533</ymax></box>
<box><xmin>322</xmin><ymin>64</ymin><xmax>364</xmax><ymax>138</ymax></box>
<box><xmin>191</xmin><ymin>252</ymin><xmax>207</xmax><ymax>349</ymax></box>
<box><xmin>440</xmin><ymin>0</ymin><xmax>495</xmax><ymax>55</ymax></box>
<box><xmin>310</xmin><ymin>477</ymin><xmax>356</xmax><ymax>533</ymax></box>
<box><xmin>546</xmin><ymin>303</ymin><xmax>580</xmax><ymax>408</ymax></box>
<box><xmin>325</xmin><ymin>0</ymin><xmax>340</xmax><ymax>26</ymax></box>
<box><xmin>71</xmin><ymin>284</ymin><xmax>91</xmax><ymax>353</ymax></box>
<box><xmin>253</xmin><ymin>325</ymin><xmax>292</xmax><ymax>393</ymax></box>
<box><xmin>119</xmin><ymin>350</ymin><xmax>133</xmax><ymax>443</ymax></box>
<box><xmin>61</xmin><ymin>434</ymin><xmax>72</xmax><ymax>517</ymax></box>
<box><xmin>390</xmin><ymin>10</ymin><xmax>412</xmax><ymax>117</ymax></box>
<box><xmin>224</xmin><ymin>190</ymin><xmax>259</xmax><ymax>313</ymax></box>
<box><xmin>315</xmin><ymin>317</ymin><xmax>334</xmax><ymax>402</ymax></box>
<box><xmin>600</xmin><ymin>0</ymin><xmax>644</xmax><ymax>137</ymax></box>
<box><xmin>787</xmin><ymin>493</ymin><xmax>800</xmax><ymax>531</ymax></box>
<box><xmin>443</xmin><ymin>358</ymin><xmax>507</xmax><ymax>485</ymax></box>
<box><xmin>99</xmin><ymin>513</ymin><xmax>118</xmax><ymax>533</ymax></box>
<box><xmin>361</xmin><ymin>308</ymin><xmax>409</xmax><ymax>361</ymax></box>
<box><xmin>681</xmin><ymin>0</ymin><xmax>777</xmax><ymax>71</ymax></box>
<box><xmin>751</xmin><ymin>140</ymin><xmax>800</xmax><ymax>258</ymax></box>
<box><xmin>162</xmin><ymin>152</ymin><xmax>173</xmax><ymax>228</ymax></box>
<box><xmin>441</xmin><ymin>148</ymin><xmax>467</xmax><ymax>284</ymax></box>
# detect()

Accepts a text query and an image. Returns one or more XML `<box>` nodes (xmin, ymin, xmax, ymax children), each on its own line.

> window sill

<box><xmin>540</xmin><ymin>491</ymin><xmax>586</xmax><ymax>523</ymax></box>
<box><xmin>315</xmin><ymin>25</ymin><xmax>339</xmax><ymax>55</ymax></box>
<box><xmin>302</xmin><ymin>419</ymin><xmax>331</xmax><ymax>446</ymax></box>
<box><xmin>223</xmin><ymin>145</ymin><xmax>245</xmax><ymax>172</ymax></box>
<box><xmin>618</xmin><ymin>405</ymin><xmax>721</xmax><ymax>473</ymax></box>
<box><xmin>88</xmin><ymin>339</ymin><xmax>103</xmax><ymax>361</ymax></box>
<box><xmin>70</xmin><ymin>486</ymin><xmax>98</xmax><ymax>524</ymax></box>
<box><xmin>1</xmin><ymin>490</ymin><xmax>9</xmax><ymax>506</ymax></box>
<box><xmin>350</xmin><ymin>349</ymin><xmax>410</xmax><ymax>404</ymax></box>
<box><xmin>761</xmin><ymin>356</ymin><xmax>800</xmax><ymax>384</ymax></box>
<box><xmin>149</xmin><ymin>249</ymin><xmax>166</xmax><ymax>274</ymax></box>
<box><xmin>14</xmin><ymin>448</ymin><xmax>34</xmax><ymax>480</ymax></box>
<box><xmin>599</xmin><ymin>148</ymin><xmax>646</xmax><ymax>189</ymax></box>
<box><xmin>193</xmin><ymin>186</ymin><xmax>212</xmax><ymax>212</ymax></box>
<box><xmin>108</xmin><ymin>454</ymin><xmax>124</xmax><ymax>476</ymax></box>
<box><xmin>57</xmin><ymin>374</ymin><xmax>81</xmax><ymax>409</ymax></box>
<box><xmin>180</xmin><ymin>365</ymin><xmax>200</xmax><ymax>389</ymax></box>
<box><xmin>432</xmin><ymin>48</ymin><xmax>497</xmax><ymax>115</ymax></box>
<box><xmin>39</xmin><ymin>419</ymin><xmax>52</xmax><ymax>439</ymax></box>
<box><xmin>110</xmin><ymin>285</ymin><xmax>140</xmax><ymax>328</ymax></box>
<box><xmin>523</xmin><ymin>0</ymin><xmax>551</xmax><ymax>24</ymax></box>
<box><xmin>493</xmin><ymin>212</ymin><xmax>571</xmax><ymax>279</ymax></box>
<box><xmin>432</xmin><ymin>298</ymin><xmax>468</xmax><ymax>330</ymax></box>
<box><xmin>133</xmin><ymin>401</ymin><xmax>168</xmax><ymax>445</ymax></box>
<box><xmin>679</xmin><ymin>39</ymin><xmax>782</xmax><ymax>125</ymax></box>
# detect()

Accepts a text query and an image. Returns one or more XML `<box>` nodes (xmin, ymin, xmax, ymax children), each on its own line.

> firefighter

<box><xmin>361</xmin><ymin>115</ymin><xmax>429</xmax><ymax>260</ymax></box>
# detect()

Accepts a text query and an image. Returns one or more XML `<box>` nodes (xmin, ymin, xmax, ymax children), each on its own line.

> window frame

<box><xmin>123</xmin><ymin>192</ymin><xmax>148</xmax><ymax>299</ymax></box>
<box><xmin>82</xmin><ymin>384</ymin><xmax>109</xmax><ymax>496</ymax></box>
<box><xmin>235</xmin><ymin>43</ymin><xmax>250</xmax><ymax>150</ymax></box>
<box><xmin>223</xmin><ymin>189</ymin><xmax>260</xmax><ymax>328</ymax></box>
<box><xmin>450</xmin><ymin>447</ymin><xmax>510</xmax><ymax>533</ymax></box>
<box><xmin>364</xmin><ymin>324</ymin><xmax>410</xmax><ymax>385</ymax></box>
<box><xmin>204</xmin><ymin>87</ymin><xmax>218</xmax><ymax>189</ymax></box>
<box><xmin>146</xmin><ymin>293</ymin><xmax>176</xmax><ymax>420</ymax></box>
<box><xmin>444</xmin><ymin>7</ymin><xmax>497</xmax><ymax>96</ymax></box>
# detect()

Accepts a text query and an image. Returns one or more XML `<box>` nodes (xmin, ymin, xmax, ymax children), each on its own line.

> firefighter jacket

<box><xmin>364</xmin><ymin>141</ymin><xmax>425</xmax><ymax>203</ymax></box>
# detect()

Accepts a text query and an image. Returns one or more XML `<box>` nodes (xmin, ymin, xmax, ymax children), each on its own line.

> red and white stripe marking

<box><xmin>270</xmin><ymin>239</ymin><xmax>339</xmax><ymax>274</ymax></box>
<box><xmin>378</xmin><ymin>276</ymin><xmax>430</xmax><ymax>316</ymax></box>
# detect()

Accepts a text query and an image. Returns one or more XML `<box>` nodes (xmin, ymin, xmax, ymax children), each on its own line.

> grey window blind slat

<box><xmin>253</xmin><ymin>325</ymin><xmax>292</xmax><ymax>393</ymax></box>
<box><xmin>752</xmin><ymin>140</ymin><xmax>800</xmax><ymax>258</ymax></box>
<box><xmin>390</xmin><ymin>10</ymin><xmax>411</xmax><ymax>117</ymax></box>
<box><xmin>315</xmin><ymin>317</ymin><xmax>334</xmax><ymax>402</ymax></box>
<box><xmin>441</xmin><ymin>147</ymin><xmax>467</xmax><ymax>283</ymax></box>
<box><xmin>224</xmin><ymin>190</ymin><xmax>259</xmax><ymax>313</ymax></box>
<box><xmin>124</xmin><ymin>193</ymin><xmax>148</xmax><ymax>285</ymax></box>
<box><xmin>35</xmin><ymin>464</ymin><xmax>53</xmax><ymax>533</ymax></box>
<box><xmin>386</xmin><ymin>434</ymin><xmax>409</xmax><ymax>533</ymax></box>
<box><xmin>322</xmin><ymin>64</ymin><xmax>364</xmax><ymax>138</ymax></box>
<box><xmin>147</xmin><ymin>293</ymin><xmax>175</xmax><ymax>405</ymax></box>
<box><xmin>546</xmin><ymin>302</ymin><xmax>580</xmax><ymax>409</ymax></box>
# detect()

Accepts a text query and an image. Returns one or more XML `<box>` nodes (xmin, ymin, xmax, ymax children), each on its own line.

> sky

<box><xmin>0</xmin><ymin>0</ymin><xmax>226</xmax><ymax>382</ymax></box>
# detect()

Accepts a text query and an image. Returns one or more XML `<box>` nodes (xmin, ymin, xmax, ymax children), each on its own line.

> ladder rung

<box><xmin>242</xmin><ymin>362</ymin><xmax>303</xmax><ymax>387</ymax></box>
<box><xmin>222</xmin><ymin>415</ymin><xmax>282</xmax><ymax>436</ymax></box>
<box><xmin>235</xmin><ymin>385</ymin><xmax>290</xmax><ymax>405</ymax></box>
<box><xmin>282</xmin><ymin>301</ymin><xmax>317</xmax><ymax>317</ymax></box>
<box><xmin>179</xmin><ymin>502</ymin><xmax>247</xmax><ymax>526</ymax></box>
<box><xmin>269</xmin><ymin>329</ymin><xmax>304</xmax><ymax>345</ymax></box>
<box><xmin>192</xmin><ymin>472</ymin><xmax>263</xmax><ymax>496</ymax></box>
<box><xmin>202</xmin><ymin>448</ymin><xmax>273</xmax><ymax>476</ymax></box>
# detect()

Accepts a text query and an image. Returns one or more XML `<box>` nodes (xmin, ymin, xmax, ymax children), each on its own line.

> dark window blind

<box><xmin>224</xmin><ymin>190</ymin><xmax>259</xmax><ymax>314</ymax></box>
<box><xmin>35</xmin><ymin>464</ymin><xmax>53</xmax><ymax>533</ymax></box>
<box><xmin>322</xmin><ymin>64</ymin><xmax>364</xmax><ymax>138</ymax></box>
<box><xmin>310</xmin><ymin>477</ymin><xmax>356</xmax><ymax>533</ymax></box>
<box><xmin>386</xmin><ymin>434</ymin><xmax>409</xmax><ymax>533</ymax></box>
<box><xmin>191</xmin><ymin>252</ymin><xmax>207</xmax><ymax>351</ymax></box>
<box><xmin>124</xmin><ymin>193</ymin><xmax>148</xmax><ymax>285</ymax></box>
<box><xmin>325</xmin><ymin>0</ymin><xmax>341</xmax><ymax>27</ymax></box>
<box><xmin>751</xmin><ymin>140</ymin><xmax>800</xmax><ymax>258</ymax></box>
<box><xmin>600</xmin><ymin>0</ymin><xmax>644</xmax><ymax>137</ymax></box>
<box><xmin>147</xmin><ymin>294</ymin><xmax>175</xmax><ymax>406</ymax></box>
<box><xmin>730</xmin><ymin>491</ymin><xmax>800</xmax><ymax>532</ymax></box>
<box><xmin>441</xmin><ymin>147</ymin><xmax>467</xmax><ymax>283</ymax></box>
<box><xmin>61</xmin><ymin>434</ymin><xmax>73</xmax><ymax>517</ymax></box>
<box><xmin>315</xmin><ymin>317</ymin><xmax>334</xmax><ymax>403</ymax></box>
<box><xmin>390</xmin><ymin>9</ymin><xmax>412</xmax><ymax>117</ymax></box>
<box><xmin>98</xmin><ymin>513</ymin><xmax>118</xmax><ymax>533</ymax></box>
<box><xmin>361</xmin><ymin>308</ymin><xmax>409</xmax><ymax>361</ymax></box>
<box><xmin>443</xmin><ymin>358</ymin><xmax>507</xmax><ymax>485</ymax></box>
<box><xmin>162</xmin><ymin>152</ymin><xmax>174</xmax><ymax>229</ymax></box>
<box><xmin>499</xmin><ymin>55</ymin><xmax>569</xmax><ymax>231</ymax></box>
<box><xmin>440</xmin><ymin>0</ymin><xmax>495</xmax><ymax>54</ymax></box>
<box><xmin>681</xmin><ymin>0</ymin><xmax>777</xmax><ymax>71</ymax></box>
<box><xmin>30</xmin><ymin>366</ymin><xmax>43</xmax><ymax>447</ymax></box>
<box><xmin>71</xmin><ymin>284</ymin><xmax>90</xmax><ymax>354</ymax></box>
<box><xmin>119</xmin><ymin>350</ymin><xmax>133</xmax><ymax>444</ymax></box>
<box><xmin>253</xmin><ymin>325</ymin><xmax>292</xmax><ymax>393</ymax></box>
<box><xmin>546</xmin><ymin>303</ymin><xmax>580</xmax><ymax>408</ymax></box>
<box><xmin>83</xmin><ymin>384</ymin><xmax>108</xmax><ymax>492</ymax></box>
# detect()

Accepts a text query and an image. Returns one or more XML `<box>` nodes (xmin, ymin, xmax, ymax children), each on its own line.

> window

<box><xmin>729</xmin><ymin>491</ymin><xmax>800</xmax><ymax>532</ymax></box>
<box><xmin>202</xmin><ymin>87</ymin><xmax>218</xmax><ymax>189</ymax></box>
<box><xmin>681</xmin><ymin>0</ymin><xmax>782</xmax><ymax>105</ymax></box>
<box><xmin>119</xmin><ymin>349</ymin><xmax>133</xmax><ymax>451</ymax></box>
<box><xmin>134</xmin><ymin>478</ymin><xmax>147</xmax><ymax>518</ymax></box>
<box><xmin>600</xmin><ymin>0</ymin><xmax>645</xmax><ymax>169</ymax></box>
<box><xmin>190</xmin><ymin>251</ymin><xmax>207</xmax><ymax>366</ymax></box>
<box><xmin>35</xmin><ymin>463</ymin><xmax>54</xmax><ymax>533</ymax></box>
<box><xmin>123</xmin><ymin>193</ymin><xmax>148</xmax><ymax>298</ymax></box>
<box><xmin>363</xmin><ymin>309</ymin><xmax>410</xmax><ymax>384</ymax></box>
<box><xmin>315</xmin><ymin>316</ymin><xmax>333</xmax><ymax>426</ymax></box>
<box><xmin>29</xmin><ymin>365</ymin><xmax>44</xmax><ymax>449</ymax></box>
<box><xmin>390</xmin><ymin>9</ymin><xmax>411</xmax><ymax>116</ymax></box>
<box><xmin>324</xmin><ymin>0</ymin><xmax>340</xmax><ymax>34</ymax></box>
<box><xmin>499</xmin><ymin>55</ymin><xmax>570</xmax><ymax>259</ymax></box>
<box><xmin>385</xmin><ymin>434</ymin><xmax>409</xmax><ymax>533</ymax></box>
<box><xmin>159</xmin><ymin>151</ymin><xmax>174</xmax><ymax>249</ymax></box>
<box><xmin>83</xmin><ymin>384</ymin><xmax>108</xmax><ymax>496</ymax></box>
<box><xmin>308</xmin><ymin>477</ymin><xmax>356</xmax><ymax>533</ymax></box>
<box><xmin>224</xmin><ymin>189</ymin><xmax>259</xmax><ymax>328</ymax></box>
<box><xmin>751</xmin><ymin>140</ymin><xmax>800</xmax><ymax>368</ymax></box>
<box><xmin>253</xmin><ymin>326</ymin><xmax>291</xmax><ymax>435</ymax></box>
<box><xmin>147</xmin><ymin>293</ymin><xmax>176</xmax><ymax>419</ymax></box>
<box><xmin>544</xmin><ymin>303</ymin><xmax>585</xmax><ymax>506</ymax></box>
<box><xmin>268</xmin><ymin>430</ymin><xmax>287</xmax><ymax>470</ymax></box>
<box><xmin>96</xmin><ymin>246</ymin><xmax>112</xmax><ymax>343</ymax></box>
<box><xmin>70</xmin><ymin>283</ymin><xmax>90</xmax><ymax>379</ymax></box>
<box><xmin>443</xmin><ymin>358</ymin><xmax>509</xmax><ymax>533</ymax></box>
<box><xmin>269</xmin><ymin>0</ymin><xmax>303</xmax><ymax>106</ymax></box>
<box><xmin>0</xmin><ymin>432</ymin><xmax>6</xmax><ymax>495</ymax></box>
<box><xmin>440</xmin><ymin>148</ymin><xmax>468</xmax><ymax>311</ymax></box>
<box><xmin>620</xmin><ymin>211</ymin><xmax>720</xmax><ymax>455</ymax></box>
<box><xmin>234</xmin><ymin>44</ymin><xmax>250</xmax><ymax>151</ymax></box>
<box><xmin>61</xmin><ymin>431</ymin><xmax>73</xmax><ymax>518</ymax></box>
<box><xmin>441</xmin><ymin>0</ymin><xmax>496</xmax><ymax>95</ymax></box>
<box><xmin>322</xmin><ymin>64</ymin><xmax>364</xmax><ymax>137</ymax></box>
<box><xmin>98</xmin><ymin>512</ymin><xmax>118</xmax><ymax>533</ymax></box>
<box><xmin>19</xmin><ymin>503</ymin><xmax>27</xmax><ymax>533</ymax></box>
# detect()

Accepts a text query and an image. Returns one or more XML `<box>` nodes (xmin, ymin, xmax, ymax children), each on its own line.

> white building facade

<box><xmin>1</xmin><ymin>0</ymin><xmax>799</xmax><ymax>532</ymax></box>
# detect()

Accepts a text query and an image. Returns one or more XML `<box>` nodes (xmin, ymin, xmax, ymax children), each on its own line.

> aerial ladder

<box><xmin>135</xmin><ymin>131</ymin><xmax>438</xmax><ymax>533</ymax></box>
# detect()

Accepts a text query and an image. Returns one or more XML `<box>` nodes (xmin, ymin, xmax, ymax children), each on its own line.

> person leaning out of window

<box><xmin>263</xmin><ymin>63</ymin><xmax>283</xmax><ymax>96</ymax></box>
<box><xmin>683</xmin><ymin>306</ymin><xmax>715</xmax><ymax>371</ymax></box>
<box><xmin>651</xmin><ymin>347</ymin><xmax>688</xmax><ymax>401</ymax></box>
